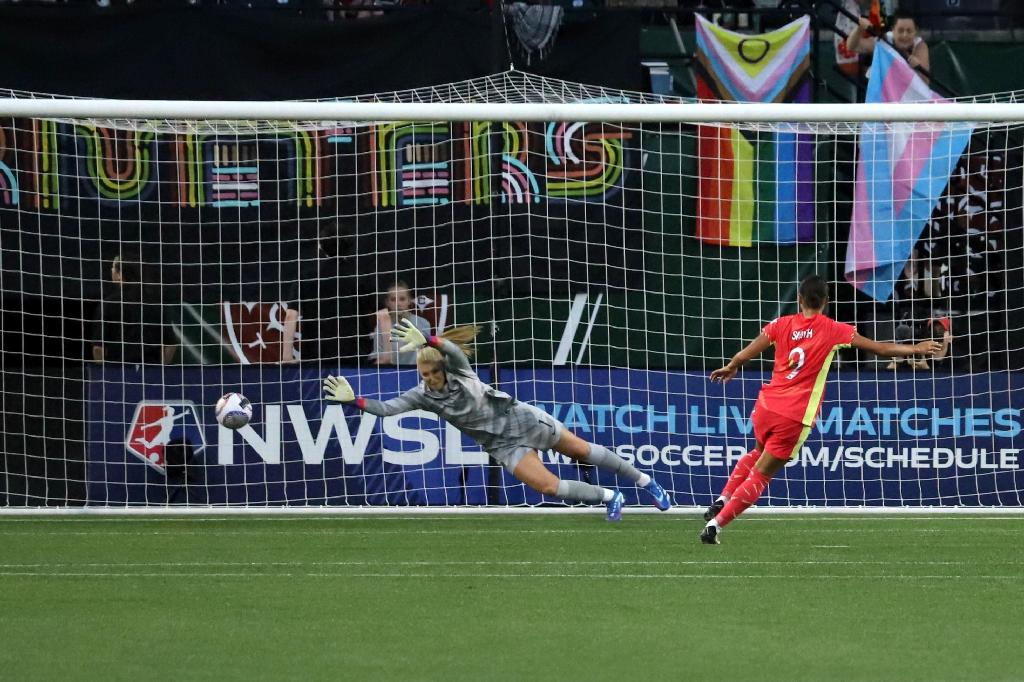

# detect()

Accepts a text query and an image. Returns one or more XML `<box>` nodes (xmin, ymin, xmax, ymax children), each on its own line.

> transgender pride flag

<box><xmin>844</xmin><ymin>41</ymin><xmax>974</xmax><ymax>301</ymax></box>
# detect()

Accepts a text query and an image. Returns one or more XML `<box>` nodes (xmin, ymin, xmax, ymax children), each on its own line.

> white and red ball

<box><xmin>215</xmin><ymin>392</ymin><xmax>252</xmax><ymax>430</ymax></box>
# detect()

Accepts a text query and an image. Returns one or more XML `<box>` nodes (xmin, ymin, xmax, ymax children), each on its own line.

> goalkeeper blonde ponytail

<box><xmin>416</xmin><ymin>324</ymin><xmax>481</xmax><ymax>366</ymax></box>
<box><xmin>441</xmin><ymin>325</ymin><xmax>481</xmax><ymax>357</ymax></box>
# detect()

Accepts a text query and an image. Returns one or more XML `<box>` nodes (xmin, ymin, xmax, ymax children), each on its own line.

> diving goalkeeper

<box><xmin>700</xmin><ymin>275</ymin><xmax>941</xmax><ymax>544</ymax></box>
<box><xmin>324</xmin><ymin>321</ymin><xmax>672</xmax><ymax>520</ymax></box>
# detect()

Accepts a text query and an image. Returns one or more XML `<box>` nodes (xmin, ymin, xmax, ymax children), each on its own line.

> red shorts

<box><xmin>751</xmin><ymin>407</ymin><xmax>812</xmax><ymax>461</ymax></box>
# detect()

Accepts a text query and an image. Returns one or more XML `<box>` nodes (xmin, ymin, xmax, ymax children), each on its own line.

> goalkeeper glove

<box><xmin>323</xmin><ymin>375</ymin><xmax>356</xmax><ymax>403</ymax></box>
<box><xmin>390</xmin><ymin>318</ymin><xmax>428</xmax><ymax>352</ymax></box>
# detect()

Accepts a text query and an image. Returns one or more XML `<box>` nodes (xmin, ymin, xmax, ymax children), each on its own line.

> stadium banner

<box><xmin>87</xmin><ymin>366</ymin><xmax>1023</xmax><ymax>506</ymax></box>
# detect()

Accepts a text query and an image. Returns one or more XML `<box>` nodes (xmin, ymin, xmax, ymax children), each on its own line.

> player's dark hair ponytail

<box><xmin>799</xmin><ymin>274</ymin><xmax>829</xmax><ymax>309</ymax></box>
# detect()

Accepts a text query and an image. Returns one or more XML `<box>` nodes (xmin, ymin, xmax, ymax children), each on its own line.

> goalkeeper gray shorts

<box><xmin>487</xmin><ymin>402</ymin><xmax>565</xmax><ymax>474</ymax></box>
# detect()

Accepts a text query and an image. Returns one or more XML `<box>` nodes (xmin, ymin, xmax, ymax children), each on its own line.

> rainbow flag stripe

<box><xmin>694</xmin><ymin>15</ymin><xmax>815</xmax><ymax>247</ymax></box>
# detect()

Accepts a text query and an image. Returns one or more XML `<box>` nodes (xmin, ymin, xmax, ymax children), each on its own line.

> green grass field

<box><xmin>1</xmin><ymin>513</ymin><xmax>1022</xmax><ymax>681</ymax></box>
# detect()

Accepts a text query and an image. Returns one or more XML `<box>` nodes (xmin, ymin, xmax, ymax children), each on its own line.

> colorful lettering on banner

<box><xmin>0</xmin><ymin>126</ymin><xmax>18</xmax><ymax>206</ymax></box>
<box><xmin>325</xmin><ymin>126</ymin><xmax>355</xmax><ymax>147</ymax></box>
<box><xmin>544</xmin><ymin>121</ymin><xmax>632</xmax><ymax>202</ymax></box>
<box><xmin>500</xmin><ymin>121</ymin><xmax>540</xmax><ymax>204</ymax></box>
<box><xmin>72</xmin><ymin>125</ymin><xmax>156</xmax><ymax>201</ymax></box>
<box><xmin>5</xmin><ymin>116</ymin><xmax>637</xmax><ymax>211</ymax></box>
<box><xmin>372</xmin><ymin>122</ymin><xmax>451</xmax><ymax>207</ymax></box>
<box><xmin>176</xmin><ymin>130</ymin><xmax>319</xmax><ymax>208</ymax></box>
<box><xmin>291</xmin><ymin>127</ymin><xmax>320</xmax><ymax>208</ymax></box>
<box><xmin>31</xmin><ymin>119</ymin><xmax>60</xmax><ymax>210</ymax></box>
<box><xmin>209</xmin><ymin>142</ymin><xmax>260</xmax><ymax>208</ymax></box>
<box><xmin>177</xmin><ymin>133</ymin><xmax>203</xmax><ymax>207</ymax></box>
<box><xmin>460</xmin><ymin>121</ymin><xmax>491</xmax><ymax>205</ymax></box>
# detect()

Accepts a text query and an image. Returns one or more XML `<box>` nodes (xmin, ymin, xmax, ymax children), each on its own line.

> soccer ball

<box><xmin>215</xmin><ymin>392</ymin><xmax>252</xmax><ymax>430</ymax></box>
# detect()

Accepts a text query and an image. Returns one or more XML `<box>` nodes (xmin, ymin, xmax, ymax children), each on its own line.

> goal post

<box><xmin>1</xmin><ymin>76</ymin><xmax>1021</xmax><ymax>510</ymax></box>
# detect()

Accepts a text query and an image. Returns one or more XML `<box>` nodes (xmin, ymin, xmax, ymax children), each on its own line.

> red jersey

<box><xmin>756</xmin><ymin>313</ymin><xmax>856</xmax><ymax>426</ymax></box>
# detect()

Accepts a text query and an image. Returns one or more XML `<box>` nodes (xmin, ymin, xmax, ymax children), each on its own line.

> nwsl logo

<box><xmin>125</xmin><ymin>401</ymin><xmax>206</xmax><ymax>472</ymax></box>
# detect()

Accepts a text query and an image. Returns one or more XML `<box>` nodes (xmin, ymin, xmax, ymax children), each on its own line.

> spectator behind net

<box><xmin>91</xmin><ymin>250</ymin><xmax>177</xmax><ymax>364</ymax></box>
<box><xmin>369</xmin><ymin>279</ymin><xmax>431</xmax><ymax>366</ymax></box>
<box><xmin>846</xmin><ymin>8</ymin><xmax>929</xmax><ymax>79</ymax></box>
<box><xmin>887</xmin><ymin>315</ymin><xmax>952</xmax><ymax>370</ymax></box>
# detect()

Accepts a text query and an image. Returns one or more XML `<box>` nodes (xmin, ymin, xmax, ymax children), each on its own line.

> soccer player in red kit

<box><xmin>700</xmin><ymin>275</ymin><xmax>940</xmax><ymax>544</ymax></box>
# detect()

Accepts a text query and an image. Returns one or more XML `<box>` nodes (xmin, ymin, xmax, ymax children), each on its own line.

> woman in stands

<box><xmin>847</xmin><ymin>9</ymin><xmax>930</xmax><ymax>78</ymax></box>
<box><xmin>369</xmin><ymin>279</ymin><xmax>432</xmax><ymax>366</ymax></box>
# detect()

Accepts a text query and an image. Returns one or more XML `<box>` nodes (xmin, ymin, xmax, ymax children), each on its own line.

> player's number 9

<box><xmin>786</xmin><ymin>347</ymin><xmax>806</xmax><ymax>379</ymax></box>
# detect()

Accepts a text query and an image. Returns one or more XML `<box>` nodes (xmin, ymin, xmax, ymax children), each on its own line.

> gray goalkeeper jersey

<box><xmin>359</xmin><ymin>339</ymin><xmax>516</xmax><ymax>450</ymax></box>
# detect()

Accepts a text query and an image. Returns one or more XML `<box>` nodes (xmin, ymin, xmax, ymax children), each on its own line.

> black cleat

<box><xmin>703</xmin><ymin>499</ymin><xmax>725</xmax><ymax>522</ymax></box>
<box><xmin>700</xmin><ymin>525</ymin><xmax>720</xmax><ymax>545</ymax></box>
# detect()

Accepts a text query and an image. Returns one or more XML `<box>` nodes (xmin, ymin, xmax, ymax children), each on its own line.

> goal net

<box><xmin>1</xmin><ymin>71</ymin><xmax>1021</xmax><ymax>509</ymax></box>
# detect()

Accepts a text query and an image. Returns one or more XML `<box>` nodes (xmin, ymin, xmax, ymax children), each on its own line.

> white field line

<box><xmin>1</xmin><ymin>514</ymin><xmax>1023</xmax><ymax>523</ymax></box>
<box><xmin>6</xmin><ymin>520</ymin><xmax>1024</xmax><ymax>536</ymax></box>
<box><xmin>1</xmin><ymin>526</ymin><xmax>1022</xmax><ymax>536</ymax></box>
<box><xmin>0</xmin><ymin>559</ymin><xmax>1019</xmax><ymax>568</ymax></box>
<box><xmin>0</xmin><ymin>571</ymin><xmax>1017</xmax><ymax>580</ymax></box>
<box><xmin>3</xmin><ymin>506</ymin><xmax>1024</xmax><ymax>517</ymax></box>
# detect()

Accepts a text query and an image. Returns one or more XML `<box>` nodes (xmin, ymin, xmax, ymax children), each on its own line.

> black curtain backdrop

<box><xmin>0</xmin><ymin>5</ymin><xmax>641</xmax><ymax>99</ymax></box>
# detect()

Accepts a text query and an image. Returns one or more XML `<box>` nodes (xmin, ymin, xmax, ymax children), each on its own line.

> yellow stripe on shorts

<box><xmin>788</xmin><ymin>423</ymin><xmax>813</xmax><ymax>460</ymax></box>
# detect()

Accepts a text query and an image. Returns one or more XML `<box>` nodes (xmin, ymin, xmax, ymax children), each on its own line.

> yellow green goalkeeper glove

<box><xmin>390</xmin><ymin>317</ymin><xmax>428</xmax><ymax>352</ymax></box>
<box><xmin>323</xmin><ymin>375</ymin><xmax>355</xmax><ymax>403</ymax></box>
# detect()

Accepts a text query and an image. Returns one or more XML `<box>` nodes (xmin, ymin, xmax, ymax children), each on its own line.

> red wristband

<box><xmin>428</xmin><ymin>335</ymin><xmax>440</xmax><ymax>347</ymax></box>
<box><xmin>355</xmin><ymin>397</ymin><xmax>366</xmax><ymax>410</ymax></box>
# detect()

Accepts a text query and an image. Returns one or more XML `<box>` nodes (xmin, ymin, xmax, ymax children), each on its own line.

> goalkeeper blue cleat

<box><xmin>644</xmin><ymin>479</ymin><xmax>672</xmax><ymax>511</ymax></box>
<box><xmin>606</xmin><ymin>491</ymin><xmax>624</xmax><ymax>522</ymax></box>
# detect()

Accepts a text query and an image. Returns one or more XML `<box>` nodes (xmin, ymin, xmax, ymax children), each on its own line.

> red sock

<box><xmin>721</xmin><ymin>448</ymin><xmax>760</xmax><ymax>499</ymax></box>
<box><xmin>716</xmin><ymin>468</ymin><xmax>773</xmax><ymax>528</ymax></box>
